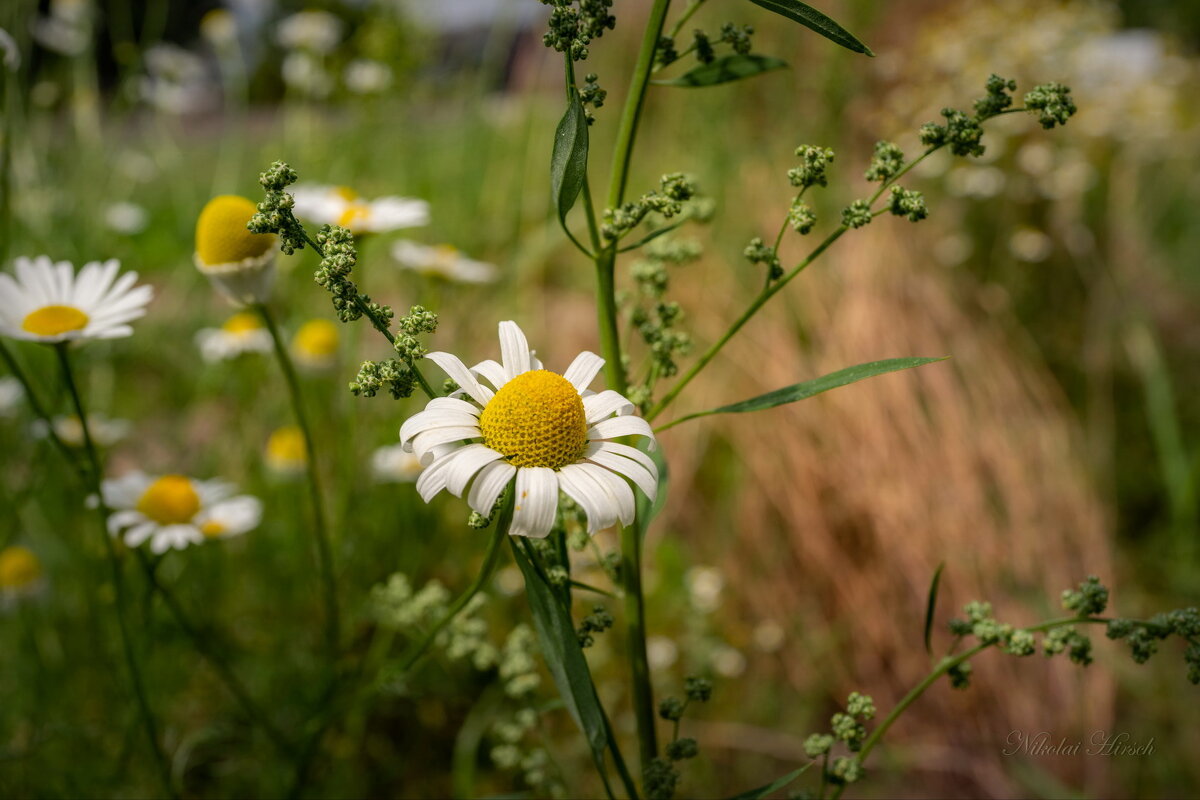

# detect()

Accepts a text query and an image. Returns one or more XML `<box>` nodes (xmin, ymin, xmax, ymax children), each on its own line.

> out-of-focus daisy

<box><xmin>194</xmin><ymin>195</ymin><xmax>277</xmax><ymax>305</ymax></box>
<box><xmin>265</xmin><ymin>425</ymin><xmax>307</xmax><ymax>475</ymax></box>
<box><xmin>0</xmin><ymin>27</ymin><xmax>20</xmax><ymax>71</ymax></box>
<box><xmin>371</xmin><ymin>443</ymin><xmax>423</xmax><ymax>483</ymax></box>
<box><xmin>711</xmin><ymin>644</ymin><xmax>747</xmax><ymax>678</ymax></box>
<box><xmin>102</xmin><ymin>471</ymin><xmax>262</xmax><ymax>553</ymax></box>
<box><xmin>0</xmin><ymin>546</ymin><xmax>44</xmax><ymax>607</ymax></box>
<box><xmin>646</xmin><ymin>636</ymin><xmax>679</xmax><ymax>670</ymax></box>
<box><xmin>0</xmin><ymin>256</ymin><xmax>153</xmax><ymax>344</ymax></box>
<box><xmin>32</xmin><ymin>413</ymin><xmax>130</xmax><ymax>448</ymax></box>
<box><xmin>276</xmin><ymin>10</ymin><xmax>343</xmax><ymax>54</ymax></box>
<box><xmin>32</xmin><ymin>0</ymin><xmax>89</xmax><ymax>56</ymax></box>
<box><xmin>391</xmin><ymin>241</ymin><xmax>497</xmax><ymax>284</ymax></box>
<box><xmin>200</xmin><ymin>8</ymin><xmax>238</xmax><ymax>50</ymax></box>
<box><xmin>195</xmin><ymin>311</ymin><xmax>273</xmax><ymax>362</ymax></box>
<box><xmin>104</xmin><ymin>201</ymin><xmax>149</xmax><ymax>235</ymax></box>
<box><xmin>1009</xmin><ymin>227</ymin><xmax>1054</xmax><ymax>262</ymax></box>
<box><xmin>281</xmin><ymin>51</ymin><xmax>333</xmax><ymax>98</ymax></box>
<box><xmin>685</xmin><ymin>566</ymin><xmax>724</xmax><ymax>613</ymax></box>
<box><xmin>752</xmin><ymin>621</ymin><xmax>786</xmax><ymax>653</ymax></box>
<box><xmin>399</xmin><ymin>321</ymin><xmax>657</xmax><ymax>538</ymax></box>
<box><xmin>0</xmin><ymin>376</ymin><xmax>22</xmax><ymax>418</ymax></box>
<box><xmin>344</xmin><ymin>59</ymin><xmax>392</xmax><ymax>95</ymax></box>
<box><xmin>291</xmin><ymin>318</ymin><xmax>339</xmax><ymax>370</ymax></box>
<box><xmin>290</xmin><ymin>184</ymin><xmax>429</xmax><ymax>236</ymax></box>
<box><xmin>139</xmin><ymin>43</ymin><xmax>214</xmax><ymax>115</ymax></box>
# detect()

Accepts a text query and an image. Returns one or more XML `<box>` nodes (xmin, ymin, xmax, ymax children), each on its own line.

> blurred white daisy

<box><xmin>712</xmin><ymin>645</ymin><xmax>747</xmax><ymax>678</ymax></box>
<box><xmin>139</xmin><ymin>43</ymin><xmax>214</xmax><ymax>115</ymax></box>
<box><xmin>685</xmin><ymin>565</ymin><xmax>724</xmax><ymax>613</ymax></box>
<box><xmin>102</xmin><ymin>471</ymin><xmax>262</xmax><ymax>554</ymax></box>
<box><xmin>1009</xmin><ymin>227</ymin><xmax>1054</xmax><ymax>262</ymax></box>
<box><xmin>0</xmin><ymin>27</ymin><xmax>20</xmax><ymax>71</ymax></box>
<box><xmin>391</xmin><ymin>241</ymin><xmax>497</xmax><ymax>284</ymax></box>
<box><xmin>399</xmin><ymin>320</ymin><xmax>657</xmax><ymax>538</ymax></box>
<box><xmin>290</xmin><ymin>184</ymin><xmax>429</xmax><ymax>235</ymax></box>
<box><xmin>0</xmin><ymin>546</ymin><xmax>45</xmax><ymax>607</ymax></box>
<box><xmin>371</xmin><ymin>443</ymin><xmax>423</xmax><ymax>483</ymax></box>
<box><xmin>344</xmin><ymin>59</ymin><xmax>392</xmax><ymax>95</ymax></box>
<box><xmin>281</xmin><ymin>51</ymin><xmax>333</xmax><ymax>98</ymax></box>
<box><xmin>0</xmin><ymin>256</ymin><xmax>153</xmax><ymax>344</ymax></box>
<box><xmin>646</xmin><ymin>636</ymin><xmax>679</xmax><ymax>670</ymax></box>
<box><xmin>32</xmin><ymin>413</ymin><xmax>130</xmax><ymax>448</ymax></box>
<box><xmin>290</xmin><ymin>318</ymin><xmax>339</xmax><ymax>370</ymax></box>
<box><xmin>276</xmin><ymin>10</ymin><xmax>342</xmax><ymax>54</ymax></box>
<box><xmin>195</xmin><ymin>311</ymin><xmax>273</xmax><ymax>362</ymax></box>
<box><xmin>0</xmin><ymin>376</ymin><xmax>22</xmax><ymax>418</ymax></box>
<box><xmin>265</xmin><ymin>425</ymin><xmax>307</xmax><ymax>476</ymax></box>
<box><xmin>200</xmin><ymin>8</ymin><xmax>238</xmax><ymax>50</ymax></box>
<box><xmin>104</xmin><ymin>201</ymin><xmax>149</xmax><ymax>235</ymax></box>
<box><xmin>194</xmin><ymin>195</ymin><xmax>277</xmax><ymax>305</ymax></box>
<box><xmin>32</xmin><ymin>0</ymin><xmax>89</xmax><ymax>57</ymax></box>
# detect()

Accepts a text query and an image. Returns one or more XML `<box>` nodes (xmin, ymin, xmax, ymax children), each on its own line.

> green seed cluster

<box><xmin>865</xmin><ymin>140</ymin><xmax>905</xmax><ymax>183</ymax></box>
<box><xmin>602</xmin><ymin>173</ymin><xmax>696</xmax><ymax>241</ymax></box>
<box><xmin>655</xmin><ymin>19</ymin><xmax>755</xmax><ymax>70</ymax></box>
<box><xmin>576</xmin><ymin>604</ymin><xmax>614</xmax><ymax>648</ymax></box>
<box><xmin>788</xmin><ymin>145</ymin><xmax>835</xmax><ymax>189</ymax></box>
<box><xmin>649</xmin><ymin>675</ymin><xmax>714</xmax><ymax>799</ymax></box>
<box><xmin>541</xmin><ymin>0</ymin><xmax>614</xmax><ymax>62</ymax></box>
<box><xmin>801</xmin><ymin>692</ymin><xmax>876</xmax><ymax>787</ymax></box>
<box><xmin>247</xmin><ymin>160</ymin><xmax>308</xmax><ymax>254</ymax></box>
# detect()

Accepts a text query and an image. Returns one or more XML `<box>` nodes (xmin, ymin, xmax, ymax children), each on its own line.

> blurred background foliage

<box><xmin>1</xmin><ymin>0</ymin><xmax>1198</xmax><ymax>797</ymax></box>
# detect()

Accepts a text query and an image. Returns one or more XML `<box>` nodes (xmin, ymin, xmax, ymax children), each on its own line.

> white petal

<box><xmin>466</xmin><ymin>460</ymin><xmax>516</xmax><ymax>515</ymax></box>
<box><xmin>583</xmin><ymin>390</ymin><xmax>635</xmax><ymax>424</ymax></box>
<box><xmin>588</xmin><ymin>415</ymin><xmax>656</xmax><ymax>445</ymax></box>
<box><xmin>556</xmin><ymin>464</ymin><xmax>615</xmax><ymax>533</ymax></box>
<box><xmin>107</xmin><ymin>510</ymin><xmax>143</xmax><ymax>533</ymax></box>
<box><xmin>442</xmin><ymin>443</ymin><xmax>504</xmax><ymax>497</ymax></box>
<box><xmin>562</xmin><ymin>351</ymin><xmax>605</xmax><ymax>392</ymax></box>
<box><xmin>579</xmin><ymin>463</ymin><xmax>636</xmax><ymax>527</ymax></box>
<box><xmin>510</xmin><ymin>467</ymin><xmax>558</xmax><ymax>538</ymax></box>
<box><xmin>427</xmin><ymin>351</ymin><xmax>493</xmax><ymax>405</ymax></box>
<box><xmin>498</xmin><ymin>320</ymin><xmax>531</xmax><ymax>379</ymax></box>
<box><xmin>411</xmin><ymin>427</ymin><xmax>479</xmax><ymax>465</ymax></box>
<box><xmin>415</xmin><ymin>448</ymin><xmax>458</xmax><ymax>501</ymax></box>
<box><xmin>470</xmin><ymin>359</ymin><xmax>509</xmax><ymax>390</ymax></box>
<box><xmin>399</xmin><ymin>407</ymin><xmax>482</xmax><ymax>446</ymax></box>
<box><xmin>596</xmin><ymin>441</ymin><xmax>658</xmax><ymax>481</ymax></box>
<box><xmin>586</xmin><ymin>446</ymin><xmax>657</xmax><ymax>500</ymax></box>
<box><xmin>124</xmin><ymin>521</ymin><xmax>157</xmax><ymax>548</ymax></box>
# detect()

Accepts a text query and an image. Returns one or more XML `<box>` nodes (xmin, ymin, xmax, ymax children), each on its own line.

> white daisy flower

<box><xmin>290</xmin><ymin>318</ymin><xmax>339</xmax><ymax>371</ymax></box>
<box><xmin>399</xmin><ymin>321</ymin><xmax>658</xmax><ymax>538</ymax></box>
<box><xmin>344</xmin><ymin>59</ymin><xmax>392</xmax><ymax>95</ymax></box>
<box><xmin>290</xmin><ymin>184</ymin><xmax>429</xmax><ymax>236</ymax></box>
<box><xmin>102</xmin><ymin>471</ymin><xmax>262</xmax><ymax>554</ymax></box>
<box><xmin>104</xmin><ymin>201</ymin><xmax>149</xmax><ymax>235</ymax></box>
<box><xmin>0</xmin><ymin>256</ymin><xmax>153</xmax><ymax>344</ymax></box>
<box><xmin>31</xmin><ymin>413</ymin><xmax>131</xmax><ymax>448</ymax></box>
<box><xmin>0</xmin><ymin>376</ymin><xmax>23</xmax><ymax>418</ymax></box>
<box><xmin>371</xmin><ymin>443</ymin><xmax>423</xmax><ymax>483</ymax></box>
<box><xmin>391</xmin><ymin>241</ymin><xmax>497</xmax><ymax>284</ymax></box>
<box><xmin>276</xmin><ymin>10</ymin><xmax>343</xmax><ymax>54</ymax></box>
<box><xmin>264</xmin><ymin>425</ymin><xmax>307</xmax><ymax>476</ymax></box>
<box><xmin>194</xmin><ymin>195</ymin><xmax>277</xmax><ymax>305</ymax></box>
<box><xmin>0</xmin><ymin>545</ymin><xmax>45</xmax><ymax>608</ymax></box>
<box><xmin>195</xmin><ymin>311</ymin><xmax>273</xmax><ymax>362</ymax></box>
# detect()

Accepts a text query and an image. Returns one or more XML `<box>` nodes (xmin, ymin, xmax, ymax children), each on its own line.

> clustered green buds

<box><xmin>887</xmin><ymin>186</ymin><xmax>928</xmax><ymax>222</ymax></box>
<box><xmin>788</xmin><ymin>145</ymin><xmax>835</xmax><ymax>189</ymax></box>
<box><xmin>248</xmin><ymin>161</ymin><xmax>308</xmax><ymax>254</ymax></box>
<box><xmin>655</xmin><ymin>14</ymin><xmax>755</xmax><ymax>71</ymax></box>
<box><xmin>1044</xmin><ymin>626</ymin><xmax>1093</xmax><ymax>665</ymax></box>
<box><xmin>787</xmin><ymin>200</ymin><xmax>817</xmax><ymax>235</ymax></box>
<box><xmin>350</xmin><ymin>358</ymin><xmax>416</xmax><ymax>399</ymax></box>
<box><xmin>627</xmin><ymin>236</ymin><xmax>697</xmax><ymax>402</ymax></box>
<box><xmin>542</xmin><ymin>0</ymin><xmax>615</xmax><ymax>61</ymax></box>
<box><xmin>579</xmin><ymin>72</ymin><xmax>606</xmax><ymax>124</ymax></box>
<box><xmin>743</xmin><ymin>237</ymin><xmax>782</xmax><ymax>280</ymax></box>
<box><xmin>576</xmin><ymin>605</ymin><xmax>614</xmax><ymax>647</ymax></box>
<box><xmin>1062</xmin><ymin>574</ymin><xmax>1108</xmax><ymax>617</ymax></box>
<box><xmin>1024</xmin><ymin>82</ymin><xmax>1077</xmax><ymax>129</ymax></box>
<box><xmin>602</xmin><ymin>173</ymin><xmax>696</xmax><ymax>241</ymax></box>
<box><xmin>865</xmin><ymin>141</ymin><xmax>905</xmax><ymax>183</ymax></box>
<box><xmin>801</xmin><ymin>692</ymin><xmax>876</xmax><ymax>787</ymax></box>
<box><xmin>1106</xmin><ymin>607</ymin><xmax>1200</xmax><ymax>679</ymax></box>
<box><xmin>649</xmin><ymin>676</ymin><xmax>714</xmax><ymax>799</ymax></box>
<box><xmin>840</xmin><ymin>199</ymin><xmax>873</xmax><ymax>229</ymax></box>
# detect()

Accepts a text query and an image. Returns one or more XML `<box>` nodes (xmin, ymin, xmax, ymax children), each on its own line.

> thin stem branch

<box><xmin>257</xmin><ymin>304</ymin><xmax>340</xmax><ymax>658</ymax></box>
<box><xmin>54</xmin><ymin>344</ymin><xmax>176</xmax><ymax>799</ymax></box>
<box><xmin>621</xmin><ymin>520</ymin><xmax>657</xmax><ymax>772</ymax></box>
<box><xmin>0</xmin><ymin>340</ymin><xmax>82</xmax><ymax>475</ymax></box>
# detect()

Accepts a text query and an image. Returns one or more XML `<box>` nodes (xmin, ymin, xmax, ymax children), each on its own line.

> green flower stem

<box><xmin>132</xmin><ymin>548</ymin><xmax>297</xmax><ymax>757</ymax></box>
<box><xmin>620</xmin><ymin>519</ymin><xmax>658</xmax><ymax>772</ymax></box>
<box><xmin>828</xmin><ymin>615</ymin><xmax>1111</xmax><ymax>800</ymax></box>
<box><xmin>396</xmin><ymin>497</ymin><xmax>512</xmax><ymax>674</ymax></box>
<box><xmin>0</xmin><ymin>340</ymin><xmax>83</xmax><ymax>477</ymax></box>
<box><xmin>257</xmin><ymin>303</ymin><xmax>341</xmax><ymax>658</ymax></box>
<box><xmin>54</xmin><ymin>343</ymin><xmax>177</xmax><ymax>799</ymax></box>
<box><xmin>295</xmin><ymin>226</ymin><xmax>438</xmax><ymax>400</ymax></box>
<box><xmin>665</xmin><ymin>0</ymin><xmax>706</xmax><ymax>40</ymax></box>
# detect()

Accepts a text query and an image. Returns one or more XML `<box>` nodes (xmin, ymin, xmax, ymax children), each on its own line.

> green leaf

<box><xmin>924</xmin><ymin>562</ymin><xmax>945</xmax><ymax>655</ymax></box>
<box><xmin>744</xmin><ymin>0</ymin><xmax>874</xmax><ymax>56</ymax></box>
<box><xmin>728</xmin><ymin>763</ymin><xmax>812</xmax><ymax>800</ymax></box>
<box><xmin>550</xmin><ymin>95</ymin><xmax>589</xmax><ymax>228</ymax></box>
<box><xmin>510</xmin><ymin>540</ymin><xmax>614</xmax><ymax>794</ymax></box>
<box><xmin>653</xmin><ymin>54</ymin><xmax>788</xmax><ymax>88</ymax></box>
<box><xmin>656</xmin><ymin>357</ymin><xmax>947</xmax><ymax>431</ymax></box>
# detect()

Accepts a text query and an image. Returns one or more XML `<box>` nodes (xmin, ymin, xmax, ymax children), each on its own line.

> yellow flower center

<box><xmin>195</xmin><ymin>194</ymin><xmax>276</xmax><ymax>266</ymax></box>
<box><xmin>22</xmin><ymin>304</ymin><xmax>90</xmax><ymax>337</ymax></box>
<box><xmin>333</xmin><ymin>186</ymin><xmax>359</xmax><ymax>202</ymax></box>
<box><xmin>136</xmin><ymin>475</ymin><xmax>201</xmax><ymax>525</ymax></box>
<box><xmin>336</xmin><ymin>202</ymin><xmax>370</xmax><ymax>231</ymax></box>
<box><xmin>292</xmin><ymin>319</ymin><xmax>339</xmax><ymax>358</ymax></box>
<box><xmin>266</xmin><ymin>425</ymin><xmax>307</xmax><ymax>469</ymax></box>
<box><xmin>479</xmin><ymin>370</ymin><xmax>588</xmax><ymax>469</ymax></box>
<box><xmin>0</xmin><ymin>546</ymin><xmax>42</xmax><ymax>589</ymax></box>
<box><xmin>200</xmin><ymin>520</ymin><xmax>226</xmax><ymax>538</ymax></box>
<box><xmin>221</xmin><ymin>311</ymin><xmax>263</xmax><ymax>335</ymax></box>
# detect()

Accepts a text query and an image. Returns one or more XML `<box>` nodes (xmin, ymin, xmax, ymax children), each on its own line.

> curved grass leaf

<box><xmin>924</xmin><ymin>562</ymin><xmax>945</xmax><ymax>655</ymax></box>
<box><xmin>550</xmin><ymin>96</ymin><xmax>589</xmax><ymax>227</ymax></box>
<box><xmin>744</xmin><ymin>0</ymin><xmax>874</xmax><ymax>56</ymax></box>
<box><xmin>656</xmin><ymin>357</ymin><xmax>947</xmax><ymax>431</ymax></box>
<box><xmin>728</xmin><ymin>763</ymin><xmax>811</xmax><ymax>800</ymax></box>
<box><xmin>653</xmin><ymin>54</ymin><xmax>787</xmax><ymax>88</ymax></box>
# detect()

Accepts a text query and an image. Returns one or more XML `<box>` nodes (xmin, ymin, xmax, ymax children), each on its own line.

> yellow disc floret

<box><xmin>479</xmin><ymin>370</ymin><xmax>588</xmax><ymax>469</ymax></box>
<box><xmin>195</xmin><ymin>195</ymin><xmax>275</xmax><ymax>266</ymax></box>
<box><xmin>200</xmin><ymin>520</ymin><xmax>226</xmax><ymax>538</ymax></box>
<box><xmin>336</xmin><ymin>203</ymin><xmax>370</xmax><ymax>231</ymax></box>
<box><xmin>136</xmin><ymin>475</ymin><xmax>201</xmax><ymax>525</ymax></box>
<box><xmin>292</xmin><ymin>319</ymin><xmax>339</xmax><ymax>358</ymax></box>
<box><xmin>23</xmin><ymin>305</ymin><xmax>89</xmax><ymax>337</ymax></box>
<box><xmin>266</xmin><ymin>425</ymin><xmax>308</xmax><ymax>471</ymax></box>
<box><xmin>221</xmin><ymin>311</ymin><xmax>263</xmax><ymax>334</ymax></box>
<box><xmin>0</xmin><ymin>546</ymin><xmax>42</xmax><ymax>589</ymax></box>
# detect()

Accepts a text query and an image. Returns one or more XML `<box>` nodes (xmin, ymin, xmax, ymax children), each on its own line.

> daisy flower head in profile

<box><xmin>32</xmin><ymin>412</ymin><xmax>131</xmax><ymax>448</ymax></box>
<box><xmin>195</xmin><ymin>311</ymin><xmax>273</xmax><ymax>362</ymax></box>
<box><xmin>194</xmin><ymin>194</ymin><xmax>278</xmax><ymax>305</ymax></box>
<box><xmin>102</xmin><ymin>471</ymin><xmax>262</xmax><ymax>554</ymax></box>
<box><xmin>371</xmin><ymin>443</ymin><xmax>422</xmax><ymax>483</ymax></box>
<box><xmin>391</xmin><ymin>241</ymin><xmax>497</xmax><ymax>285</ymax></box>
<box><xmin>399</xmin><ymin>321</ymin><xmax>658</xmax><ymax>538</ymax></box>
<box><xmin>290</xmin><ymin>184</ymin><xmax>429</xmax><ymax>236</ymax></box>
<box><xmin>290</xmin><ymin>318</ymin><xmax>339</xmax><ymax>371</ymax></box>
<box><xmin>0</xmin><ymin>256</ymin><xmax>153</xmax><ymax>345</ymax></box>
